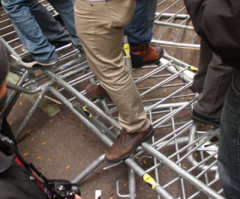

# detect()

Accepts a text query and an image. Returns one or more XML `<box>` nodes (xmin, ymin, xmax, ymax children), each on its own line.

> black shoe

<box><xmin>50</xmin><ymin>40</ymin><xmax>72</xmax><ymax>49</ymax></box>
<box><xmin>20</xmin><ymin>54</ymin><xmax>58</xmax><ymax>68</ymax></box>
<box><xmin>190</xmin><ymin>84</ymin><xmax>203</xmax><ymax>93</ymax></box>
<box><xmin>192</xmin><ymin>110</ymin><xmax>220</xmax><ymax>126</ymax></box>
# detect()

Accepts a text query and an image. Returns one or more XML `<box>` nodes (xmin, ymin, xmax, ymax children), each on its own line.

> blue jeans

<box><xmin>124</xmin><ymin>0</ymin><xmax>157</xmax><ymax>44</ymax></box>
<box><xmin>2</xmin><ymin>0</ymin><xmax>81</xmax><ymax>63</ymax></box>
<box><xmin>47</xmin><ymin>0</ymin><xmax>81</xmax><ymax>48</ymax></box>
<box><xmin>218</xmin><ymin>70</ymin><xmax>240</xmax><ymax>198</ymax></box>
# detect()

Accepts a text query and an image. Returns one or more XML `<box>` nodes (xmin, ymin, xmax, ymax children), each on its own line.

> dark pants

<box><xmin>124</xmin><ymin>0</ymin><xmax>157</xmax><ymax>44</ymax></box>
<box><xmin>218</xmin><ymin>70</ymin><xmax>240</xmax><ymax>198</ymax></box>
<box><xmin>192</xmin><ymin>39</ymin><xmax>234</xmax><ymax>119</ymax></box>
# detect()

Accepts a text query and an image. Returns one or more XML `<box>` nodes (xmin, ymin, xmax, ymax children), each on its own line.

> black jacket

<box><xmin>0</xmin><ymin>118</ymin><xmax>47</xmax><ymax>199</ymax></box>
<box><xmin>0</xmin><ymin>162</ymin><xmax>48</xmax><ymax>199</ymax></box>
<box><xmin>184</xmin><ymin>0</ymin><xmax>240</xmax><ymax>68</ymax></box>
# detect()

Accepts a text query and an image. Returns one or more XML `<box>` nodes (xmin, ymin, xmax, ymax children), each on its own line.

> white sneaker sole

<box><xmin>20</xmin><ymin>59</ymin><xmax>58</xmax><ymax>68</ymax></box>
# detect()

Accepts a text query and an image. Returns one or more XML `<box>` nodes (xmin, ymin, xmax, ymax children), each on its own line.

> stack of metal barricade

<box><xmin>0</xmin><ymin>0</ymin><xmax>224</xmax><ymax>198</ymax></box>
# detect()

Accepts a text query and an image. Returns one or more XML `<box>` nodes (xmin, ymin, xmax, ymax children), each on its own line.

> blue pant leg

<box><xmin>124</xmin><ymin>0</ymin><xmax>148</xmax><ymax>44</ymax></box>
<box><xmin>218</xmin><ymin>70</ymin><xmax>240</xmax><ymax>199</ymax></box>
<box><xmin>48</xmin><ymin>0</ymin><xmax>82</xmax><ymax>48</ymax></box>
<box><xmin>1</xmin><ymin>0</ymin><xmax>57</xmax><ymax>62</ymax></box>
<box><xmin>30</xmin><ymin>1</ymin><xmax>71</xmax><ymax>43</ymax></box>
<box><xmin>147</xmin><ymin>0</ymin><xmax>157</xmax><ymax>36</ymax></box>
<box><xmin>124</xmin><ymin>0</ymin><xmax>157</xmax><ymax>44</ymax></box>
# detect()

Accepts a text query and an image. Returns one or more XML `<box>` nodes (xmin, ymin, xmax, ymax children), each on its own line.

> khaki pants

<box><xmin>74</xmin><ymin>0</ymin><xmax>150</xmax><ymax>132</ymax></box>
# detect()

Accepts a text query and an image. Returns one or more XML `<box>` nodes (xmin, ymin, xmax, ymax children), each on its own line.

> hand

<box><xmin>75</xmin><ymin>195</ymin><xmax>82</xmax><ymax>199</ymax></box>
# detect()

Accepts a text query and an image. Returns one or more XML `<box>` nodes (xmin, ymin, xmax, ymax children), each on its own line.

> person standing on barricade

<box><xmin>184</xmin><ymin>0</ymin><xmax>240</xmax><ymax>198</ymax></box>
<box><xmin>74</xmin><ymin>0</ymin><xmax>153</xmax><ymax>163</ymax></box>
<box><xmin>190</xmin><ymin>38</ymin><xmax>234</xmax><ymax>127</ymax></box>
<box><xmin>1</xmin><ymin>0</ymin><xmax>83</xmax><ymax>68</ymax></box>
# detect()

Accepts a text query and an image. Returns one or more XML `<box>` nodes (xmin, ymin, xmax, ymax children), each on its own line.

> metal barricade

<box><xmin>0</xmin><ymin>3</ymin><xmax>87</xmax><ymax>139</ymax></box>
<box><xmin>71</xmin><ymin>54</ymin><xmax>223</xmax><ymax>199</ymax></box>
<box><xmin>0</xmin><ymin>1</ymin><xmax>224</xmax><ymax>198</ymax></box>
<box><xmin>153</xmin><ymin>0</ymin><xmax>200</xmax><ymax>49</ymax></box>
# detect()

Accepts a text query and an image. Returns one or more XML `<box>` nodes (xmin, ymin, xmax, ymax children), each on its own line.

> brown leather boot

<box><xmin>105</xmin><ymin>125</ymin><xmax>154</xmax><ymax>163</ymax></box>
<box><xmin>86</xmin><ymin>83</ymin><xmax>109</xmax><ymax>99</ymax></box>
<box><xmin>130</xmin><ymin>44</ymin><xmax>164</xmax><ymax>68</ymax></box>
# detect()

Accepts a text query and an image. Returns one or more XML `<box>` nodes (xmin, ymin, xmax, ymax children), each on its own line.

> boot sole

<box><xmin>105</xmin><ymin>128</ymin><xmax>154</xmax><ymax>163</ymax></box>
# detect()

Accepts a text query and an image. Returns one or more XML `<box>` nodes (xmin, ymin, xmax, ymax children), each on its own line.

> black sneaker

<box><xmin>190</xmin><ymin>84</ymin><xmax>203</xmax><ymax>93</ymax></box>
<box><xmin>20</xmin><ymin>54</ymin><xmax>58</xmax><ymax>68</ymax></box>
<box><xmin>192</xmin><ymin>110</ymin><xmax>220</xmax><ymax>127</ymax></box>
<box><xmin>50</xmin><ymin>40</ymin><xmax>72</xmax><ymax>49</ymax></box>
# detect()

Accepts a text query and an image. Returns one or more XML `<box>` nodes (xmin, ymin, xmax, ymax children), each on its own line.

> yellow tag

<box><xmin>143</xmin><ymin>174</ymin><xmax>159</xmax><ymax>190</ymax></box>
<box><xmin>190</xmin><ymin>65</ymin><xmax>198</xmax><ymax>72</ymax></box>
<box><xmin>123</xmin><ymin>43</ymin><xmax>130</xmax><ymax>54</ymax></box>
<box><xmin>82</xmin><ymin>106</ymin><xmax>92</xmax><ymax>118</ymax></box>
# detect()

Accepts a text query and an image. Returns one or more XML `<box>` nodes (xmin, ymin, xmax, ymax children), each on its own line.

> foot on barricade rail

<box><xmin>130</xmin><ymin>44</ymin><xmax>164</xmax><ymax>68</ymax></box>
<box><xmin>192</xmin><ymin>110</ymin><xmax>220</xmax><ymax>127</ymax></box>
<box><xmin>20</xmin><ymin>54</ymin><xmax>58</xmax><ymax>68</ymax></box>
<box><xmin>105</xmin><ymin>125</ymin><xmax>154</xmax><ymax>163</ymax></box>
<box><xmin>86</xmin><ymin>83</ymin><xmax>109</xmax><ymax>99</ymax></box>
<box><xmin>19</xmin><ymin>40</ymin><xmax>76</xmax><ymax>68</ymax></box>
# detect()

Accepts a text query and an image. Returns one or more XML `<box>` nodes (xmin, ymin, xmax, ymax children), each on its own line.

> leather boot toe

<box><xmin>105</xmin><ymin>125</ymin><xmax>154</xmax><ymax>163</ymax></box>
<box><xmin>86</xmin><ymin>83</ymin><xmax>109</xmax><ymax>99</ymax></box>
